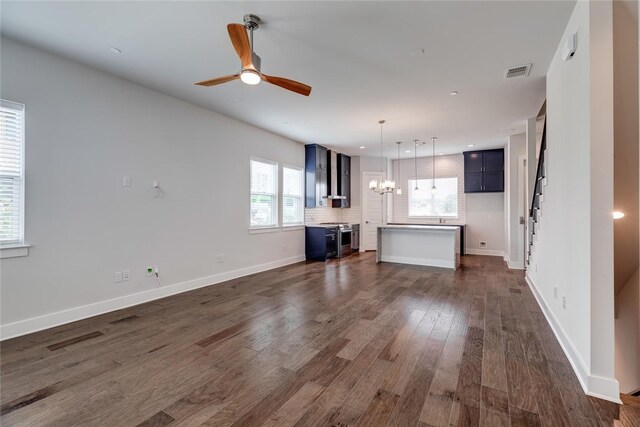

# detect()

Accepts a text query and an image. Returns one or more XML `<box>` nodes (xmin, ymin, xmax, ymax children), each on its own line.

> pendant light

<box><xmin>395</xmin><ymin>141</ymin><xmax>402</xmax><ymax>195</ymax></box>
<box><xmin>431</xmin><ymin>137</ymin><xmax>437</xmax><ymax>194</ymax></box>
<box><xmin>413</xmin><ymin>139</ymin><xmax>419</xmax><ymax>191</ymax></box>
<box><xmin>369</xmin><ymin>120</ymin><xmax>396</xmax><ymax>194</ymax></box>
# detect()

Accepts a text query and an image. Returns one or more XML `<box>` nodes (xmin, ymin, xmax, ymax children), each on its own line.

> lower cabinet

<box><xmin>306</xmin><ymin>226</ymin><xmax>338</xmax><ymax>261</ymax></box>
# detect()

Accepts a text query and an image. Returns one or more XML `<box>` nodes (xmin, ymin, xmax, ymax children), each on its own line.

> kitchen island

<box><xmin>377</xmin><ymin>225</ymin><xmax>461</xmax><ymax>270</ymax></box>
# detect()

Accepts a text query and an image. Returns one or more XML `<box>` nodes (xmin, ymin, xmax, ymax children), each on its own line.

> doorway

<box><xmin>362</xmin><ymin>171</ymin><xmax>383</xmax><ymax>251</ymax></box>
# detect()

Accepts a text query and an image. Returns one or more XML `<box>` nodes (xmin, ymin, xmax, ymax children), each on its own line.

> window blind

<box><xmin>0</xmin><ymin>100</ymin><xmax>25</xmax><ymax>245</ymax></box>
<box><xmin>250</xmin><ymin>158</ymin><xmax>278</xmax><ymax>228</ymax></box>
<box><xmin>282</xmin><ymin>166</ymin><xmax>303</xmax><ymax>225</ymax></box>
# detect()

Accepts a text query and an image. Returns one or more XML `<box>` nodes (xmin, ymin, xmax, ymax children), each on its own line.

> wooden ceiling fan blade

<box><xmin>227</xmin><ymin>23</ymin><xmax>252</xmax><ymax>68</ymax></box>
<box><xmin>262</xmin><ymin>75</ymin><xmax>312</xmax><ymax>96</ymax></box>
<box><xmin>194</xmin><ymin>74</ymin><xmax>239</xmax><ymax>87</ymax></box>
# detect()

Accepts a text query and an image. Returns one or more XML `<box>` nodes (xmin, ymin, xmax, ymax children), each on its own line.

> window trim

<box><xmin>0</xmin><ymin>99</ymin><xmax>26</xmax><ymax>248</ymax></box>
<box><xmin>250</xmin><ymin>157</ymin><xmax>279</xmax><ymax>229</ymax></box>
<box><xmin>407</xmin><ymin>176</ymin><xmax>459</xmax><ymax>219</ymax></box>
<box><xmin>281</xmin><ymin>164</ymin><xmax>304</xmax><ymax>227</ymax></box>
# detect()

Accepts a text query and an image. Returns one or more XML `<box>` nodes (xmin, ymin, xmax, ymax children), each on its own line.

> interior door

<box><xmin>362</xmin><ymin>172</ymin><xmax>383</xmax><ymax>251</ymax></box>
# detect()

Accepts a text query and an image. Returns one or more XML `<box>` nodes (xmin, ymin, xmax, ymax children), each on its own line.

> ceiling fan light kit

<box><xmin>195</xmin><ymin>14</ymin><xmax>311</xmax><ymax>96</ymax></box>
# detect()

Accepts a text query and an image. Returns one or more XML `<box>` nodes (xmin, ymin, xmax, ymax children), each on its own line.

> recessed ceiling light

<box><xmin>360</xmin><ymin>146</ymin><xmax>365</xmax><ymax>149</ymax></box>
<box><xmin>439</xmin><ymin>153</ymin><xmax>444</xmax><ymax>156</ymax></box>
<box><xmin>467</xmin><ymin>144</ymin><xmax>475</xmax><ymax>147</ymax></box>
<box><xmin>613</xmin><ymin>211</ymin><xmax>625</xmax><ymax>219</ymax></box>
<box><xmin>450</xmin><ymin>91</ymin><xmax>459</xmax><ymax>96</ymax></box>
<box><xmin>405</xmin><ymin>150</ymin><xmax>411</xmax><ymax>153</ymax></box>
<box><xmin>110</xmin><ymin>47</ymin><xmax>122</xmax><ymax>54</ymax></box>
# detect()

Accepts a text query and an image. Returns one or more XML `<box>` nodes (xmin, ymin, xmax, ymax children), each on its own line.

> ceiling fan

<box><xmin>195</xmin><ymin>14</ymin><xmax>312</xmax><ymax>96</ymax></box>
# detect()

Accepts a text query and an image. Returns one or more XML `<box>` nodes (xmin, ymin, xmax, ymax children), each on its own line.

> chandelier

<box><xmin>369</xmin><ymin>120</ymin><xmax>396</xmax><ymax>194</ymax></box>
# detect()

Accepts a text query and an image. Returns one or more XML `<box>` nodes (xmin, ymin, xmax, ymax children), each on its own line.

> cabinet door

<box><xmin>316</xmin><ymin>146</ymin><xmax>328</xmax><ymax>207</ymax></box>
<box><xmin>483</xmin><ymin>172</ymin><xmax>504</xmax><ymax>192</ymax></box>
<box><xmin>464</xmin><ymin>152</ymin><xmax>483</xmax><ymax>173</ymax></box>
<box><xmin>342</xmin><ymin>175</ymin><xmax>350</xmax><ymax>208</ymax></box>
<box><xmin>483</xmin><ymin>150</ymin><xmax>504</xmax><ymax>172</ymax></box>
<box><xmin>464</xmin><ymin>172</ymin><xmax>483</xmax><ymax>193</ymax></box>
<box><xmin>342</xmin><ymin>154</ymin><xmax>350</xmax><ymax>177</ymax></box>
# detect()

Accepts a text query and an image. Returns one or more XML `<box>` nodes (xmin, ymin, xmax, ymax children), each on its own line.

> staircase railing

<box><xmin>527</xmin><ymin>120</ymin><xmax>546</xmax><ymax>266</ymax></box>
<box><xmin>529</xmin><ymin>121</ymin><xmax>546</xmax><ymax>219</ymax></box>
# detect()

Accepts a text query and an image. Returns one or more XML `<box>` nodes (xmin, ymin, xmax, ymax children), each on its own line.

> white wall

<box><xmin>391</xmin><ymin>154</ymin><xmax>505</xmax><ymax>256</ymax></box>
<box><xmin>504</xmin><ymin>133</ymin><xmax>526</xmax><ymax>268</ymax></box>
<box><xmin>615</xmin><ymin>268</ymin><xmax>640</xmax><ymax>393</ymax></box>
<box><xmin>0</xmin><ymin>39</ymin><xmax>307</xmax><ymax>338</ymax></box>
<box><xmin>527</xmin><ymin>0</ymin><xmax>618</xmax><ymax>401</ymax></box>
<box><xmin>466</xmin><ymin>193</ymin><xmax>504</xmax><ymax>256</ymax></box>
<box><xmin>391</xmin><ymin>154</ymin><xmax>467</xmax><ymax>225</ymax></box>
<box><xmin>612</xmin><ymin>0</ymin><xmax>639</xmax><ymax>395</ymax></box>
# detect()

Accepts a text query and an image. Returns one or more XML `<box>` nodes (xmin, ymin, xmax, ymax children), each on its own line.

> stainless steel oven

<box><xmin>320</xmin><ymin>223</ymin><xmax>352</xmax><ymax>258</ymax></box>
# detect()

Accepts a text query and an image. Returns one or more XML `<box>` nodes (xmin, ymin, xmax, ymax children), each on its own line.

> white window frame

<box><xmin>281</xmin><ymin>164</ymin><xmax>304</xmax><ymax>227</ymax></box>
<box><xmin>250</xmin><ymin>157</ymin><xmax>279</xmax><ymax>230</ymax></box>
<box><xmin>407</xmin><ymin>177</ymin><xmax>459</xmax><ymax>218</ymax></box>
<box><xmin>0</xmin><ymin>100</ymin><xmax>27</xmax><ymax>257</ymax></box>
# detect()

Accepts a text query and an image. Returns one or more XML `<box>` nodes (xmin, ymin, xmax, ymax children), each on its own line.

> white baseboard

<box><xmin>525</xmin><ymin>274</ymin><xmax>621</xmax><ymax>403</ymax></box>
<box><xmin>465</xmin><ymin>248</ymin><xmax>504</xmax><ymax>257</ymax></box>
<box><xmin>506</xmin><ymin>258</ymin><xmax>525</xmax><ymax>270</ymax></box>
<box><xmin>0</xmin><ymin>255</ymin><xmax>306</xmax><ymax>341</ymax></box>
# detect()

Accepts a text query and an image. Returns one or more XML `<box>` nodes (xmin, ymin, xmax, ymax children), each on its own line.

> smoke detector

<box><xmin>504</xmin><ymin>64</ymin><xmax>532</xmax><ymax>79</ymax></box>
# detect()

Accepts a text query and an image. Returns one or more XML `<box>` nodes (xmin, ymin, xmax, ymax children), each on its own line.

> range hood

<box><xmin>325</xmin><ymin>150</ymin><xmax>346</xmax><ymax>200</ymax></box>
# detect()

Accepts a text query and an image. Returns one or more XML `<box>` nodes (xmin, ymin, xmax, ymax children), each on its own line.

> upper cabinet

<box><xmin>305</xmin><ymin>144</ymin><xmax>328</xmax><ymax>207</ymax></box>
<box><xmin>332</xmin><ymin>153</ymin><xmax>351</xmax><ymax>208</ymax></box>
<box><xmin>463</xmin><ymin>148</ymin><xmax>504</xmax><ymax>193</ymax></box>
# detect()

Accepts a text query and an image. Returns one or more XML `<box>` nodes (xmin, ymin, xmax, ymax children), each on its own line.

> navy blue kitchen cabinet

<box><xmin>332</xmin><ymin>153</ymin><xmax>351</xmax><ymax>208</ymax></box>
<box><xmin>305</xmin><ymin>144</ymin><xmax>328</xmax><ymax>207</ymax></box>
<box><xmin>463</xmin><ymin>148</ymin><xmax>504</xmax><ymax>193</ymax></box>
<box><xmin>305</xmin><ymin>226</ymin><xmax>338</xmax><ymax>261</ymax></box>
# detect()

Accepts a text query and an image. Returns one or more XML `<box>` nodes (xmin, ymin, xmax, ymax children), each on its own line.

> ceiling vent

<box><xmin>504</xmin><ymin>64</ymin><xmax>532</xmax><ymax>79</ymax></box>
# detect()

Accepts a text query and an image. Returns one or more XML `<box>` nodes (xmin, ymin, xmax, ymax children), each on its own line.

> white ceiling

<box><xmin>1</xmin><ymin>1</ymin><xmax>574</xmax><ymax>158</ymax></box>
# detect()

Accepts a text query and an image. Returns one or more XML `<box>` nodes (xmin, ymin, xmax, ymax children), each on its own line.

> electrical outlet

<box><xmin>479</xmin><ymin>241</ymin><xmax>487</xmax><ymax>248</ymax></box>
<box><xmin>554</xmin><ymin>286</ymin><xmax>558</xmax><ymax>298</ymax></box>
<box><xmin>154</xmin><ymin>265</ymin><xmax>159</xmax><ymax>274</ymax></box>
<box><xmin>122</xmin><ymin>269</ymin><xmax>130</xmax><ymax>281</ymax></box>
<box><xmin>562</xmin><ymin>296</ymin><xmax>567</xmax><ymax>309</ymax></box>
<box><xmin>114</xmin><ymin>271</ymin><xmax>123</xmax><ymax>283</ymax></box>
<box><xmin>123</xmin><ymin>176</ymin><xmax>131</xmax><ymax>187</ymax></box>
<box><xmin>216</xmin><ymin>254</ymin><xmax>225</xmax><ymax>263</ymax></box>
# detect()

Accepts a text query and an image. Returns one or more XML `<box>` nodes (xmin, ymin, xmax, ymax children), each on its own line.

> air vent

<box><xmin>504</xmin><ymin>64</ymin><xmax>532</xmax><ymax>79</ymax></box>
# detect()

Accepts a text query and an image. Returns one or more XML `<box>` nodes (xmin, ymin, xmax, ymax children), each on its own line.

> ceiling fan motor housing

<box><xmin>243</xmin><ymin>14</ymin><xmax>261</xmax><ymax>30</ymax></box>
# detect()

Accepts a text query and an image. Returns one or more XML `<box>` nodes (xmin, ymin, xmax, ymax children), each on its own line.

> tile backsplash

<box><xmin>305</xmin><ymin>207</ymin><xmax>362</xmax><ymax>225</ymax></box>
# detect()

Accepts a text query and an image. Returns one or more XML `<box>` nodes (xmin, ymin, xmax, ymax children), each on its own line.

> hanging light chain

<box><xmin>415</xmin><ymin>139</ymin><xmax>419</xmax><ymax>190</ymax></box>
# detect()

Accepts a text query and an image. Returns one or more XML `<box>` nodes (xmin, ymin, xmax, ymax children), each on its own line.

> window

<box><xmin>282</xmin><ymin>166</ymin><xmax>303</xmax><ymax>226</ymax></box>
<box><xmin>250</xmin><ymin>158</ymin><xmax>278</xmax><ymax>228</ymax></box>
<box><xmin>0</xmin><ymin>100</ymin><xmax>25</xmax><ymax>245</ymax></box>
<box><xmin>408</xmin><ymin>177</ymin><xmax>458</xmax><ymax>217</ymax></box>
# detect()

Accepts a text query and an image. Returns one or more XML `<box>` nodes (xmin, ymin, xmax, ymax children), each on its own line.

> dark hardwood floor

<box><xmin>0</xmin><ymin>253</ymin><xmax>634</xmax><ymax>426</ymax></box>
